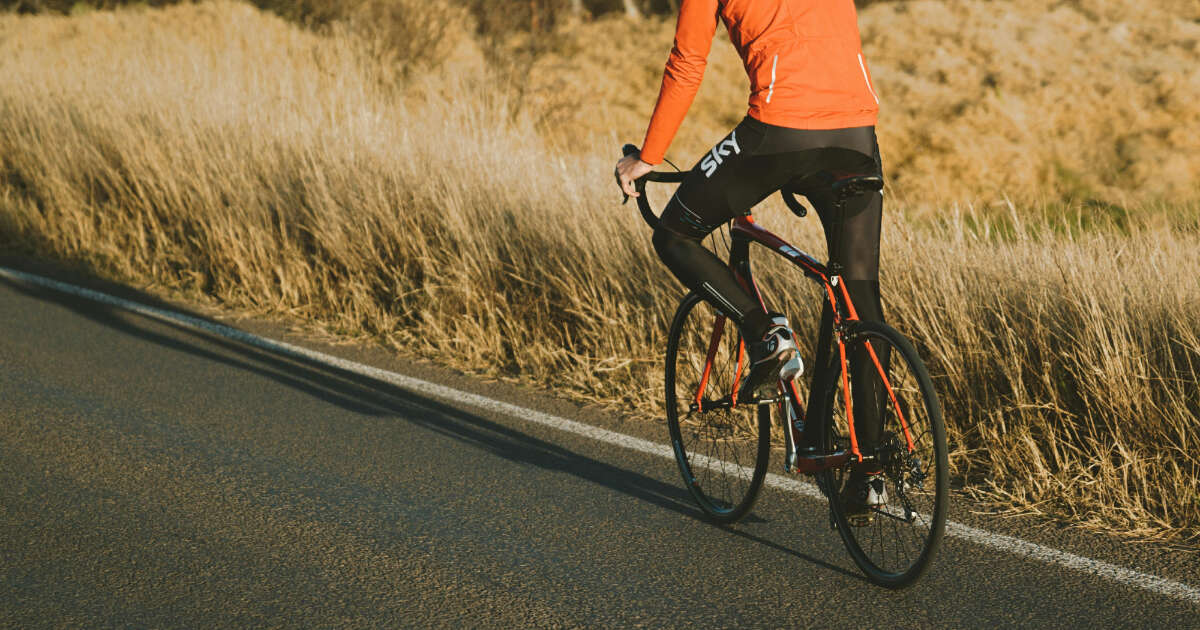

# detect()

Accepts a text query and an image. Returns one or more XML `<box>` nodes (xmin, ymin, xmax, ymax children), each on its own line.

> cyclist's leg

<box><xmin>805</xmin><ymin>137</ymin><xmax>887</xmax><ymax>455</ymax></box>
<box><xmin>653</xmin><ymin>118</ymin><xmax>787</xmax><ymax>339</ymax></box>
<box><xmin>652</xmin><ymin>223</ymin><xmax>771</xmax><ymax>339</ymax></box>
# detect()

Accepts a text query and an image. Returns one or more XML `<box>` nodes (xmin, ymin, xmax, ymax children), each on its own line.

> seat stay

<box><xmin>863</xmin><ymin>338</ymin><xmax>916</xmax><ymax>453</ymax></box>
<box><xmin>833</xmin><ymin>280</ymin><xmax>915</xmax><ymax>453</ymax></box>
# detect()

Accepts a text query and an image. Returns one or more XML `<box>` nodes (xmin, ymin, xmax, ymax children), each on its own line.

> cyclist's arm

<box><xmin>639</xmin><ymin>0</ymin><xmax>719</xmax><ymax>165</ymax></box>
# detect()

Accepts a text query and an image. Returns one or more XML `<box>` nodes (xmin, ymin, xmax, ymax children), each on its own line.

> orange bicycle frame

<box><xmin>688</xmin><ymin>214</ymin><xmax>915</xmax><ymax>469</ymax></box>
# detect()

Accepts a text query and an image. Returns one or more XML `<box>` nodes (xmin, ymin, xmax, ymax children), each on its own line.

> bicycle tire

<box><xmin>665</xmin><ymin>292</ymin><xmax>771</xmax><ymax>523</ymax></box>
<box><xmin>819</xmin><ymin>320</ymin><xmax>948</xmax><ymax>588</ymax></box>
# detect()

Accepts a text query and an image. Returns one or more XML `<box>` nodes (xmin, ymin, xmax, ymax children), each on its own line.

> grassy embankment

<box><xmin>1</xmin><ymin>1</ymin><xmax>1197</xmax><ymax>543</ymax></box>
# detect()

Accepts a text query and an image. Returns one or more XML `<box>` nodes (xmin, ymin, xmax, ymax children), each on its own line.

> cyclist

<box><xmin>614</xmin><ymin>0</ymin><xmax>887</xmax><ymax>523</ymax></box>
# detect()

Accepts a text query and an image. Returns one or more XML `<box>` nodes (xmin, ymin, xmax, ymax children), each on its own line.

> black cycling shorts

<box><xmin>659</xmin><ymin>116</ymin><xmax>881</xmax><ymax>242</ymax></box>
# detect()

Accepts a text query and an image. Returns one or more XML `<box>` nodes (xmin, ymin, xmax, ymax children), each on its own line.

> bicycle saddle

<box><xmin>780</xmin><ymin>171</ymin><xmax>883</xmax><ymax>218</ymax></box>
<box><xmin>830</xmin><ymin>172</ymin><xmax>884</xmax><ymax>203</ymax></box>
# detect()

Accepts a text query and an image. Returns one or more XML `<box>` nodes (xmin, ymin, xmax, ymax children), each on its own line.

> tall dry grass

<box><xmin>0</xmin><ymin>2</ymin><xmax>1197</xmax><ymax>542</ymax></box>
<box><xmin>520</xmin><ymin>0</ymin><xmax>1200</xmax><ymax>208</ymax></box>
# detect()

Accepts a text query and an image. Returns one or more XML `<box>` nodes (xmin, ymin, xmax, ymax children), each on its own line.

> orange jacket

<box><xmin>640</xmin><ymin>0</ymin><xmax>880</xmax><ymax>165</ymax></box>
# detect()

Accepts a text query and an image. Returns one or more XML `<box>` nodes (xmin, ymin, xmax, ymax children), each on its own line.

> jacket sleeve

<box><xmin>639</xmin><ymin>0</ymin><xmax>720</xmax><ymax>165</ymax></box>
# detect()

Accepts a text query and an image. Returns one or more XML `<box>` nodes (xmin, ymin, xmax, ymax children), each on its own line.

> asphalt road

<box><xmin>1</xmin><ymin>266</ymin><xmax>1198</xmax><ymax>628</ymax></box>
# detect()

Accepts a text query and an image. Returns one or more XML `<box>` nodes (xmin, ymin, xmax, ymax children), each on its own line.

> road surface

<box><xmin>1</xmin><ymin>264</ymin><xmax>1197</xmax><ymax>628</ymax></box>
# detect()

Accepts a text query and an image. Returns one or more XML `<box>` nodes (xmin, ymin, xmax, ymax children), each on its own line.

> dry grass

<box><xmin>521</xmin><ymin>0</ymin><xmax>1200</xmax><ymax>208</ymax></box>
<box><xmin>0</xmin><ymin>2</ymin><xmax>1197</xmax><ymax>543</ymax></box>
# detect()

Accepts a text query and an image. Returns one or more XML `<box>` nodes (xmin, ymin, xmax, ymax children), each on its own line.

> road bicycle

<box><xmin>621</xmin><ymin>144</ymin><xmax>948</xmax><ymax>588</ymax></box>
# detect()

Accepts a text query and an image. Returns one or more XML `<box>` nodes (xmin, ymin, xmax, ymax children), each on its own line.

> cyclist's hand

<box><xmin>615</xmin><ymin>153</ymin><xmax>654</xmax><ymax>199</ymax></box>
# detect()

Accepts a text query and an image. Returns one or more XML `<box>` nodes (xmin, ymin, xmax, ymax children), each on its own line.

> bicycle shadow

<box><xmin>0</xmin><ymin>269</ymin><xmax>864</xmax><ymax>583</ymax></box>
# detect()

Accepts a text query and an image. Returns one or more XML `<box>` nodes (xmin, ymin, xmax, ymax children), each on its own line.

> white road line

<box><xmin>2</xmin><ymin>265</ymin><xmax>1197</xmax><ymax>605</ymax></box>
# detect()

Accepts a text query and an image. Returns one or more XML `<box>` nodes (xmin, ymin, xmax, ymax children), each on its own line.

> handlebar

<box><xmin>621</xmin><ymin>144</ymin><xmax>686</xmax><ymax>229</ymax></box>
<box><xmin>620</xmin><ymin>143</ymin><xmax>811</xmax><ymax>229</ymax></box>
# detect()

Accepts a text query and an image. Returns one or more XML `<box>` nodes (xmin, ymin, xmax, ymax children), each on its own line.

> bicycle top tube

<box><xmin>729</xmin><ymin>216</ymin><xmax>830</xmax><ymax>284</ymax></box>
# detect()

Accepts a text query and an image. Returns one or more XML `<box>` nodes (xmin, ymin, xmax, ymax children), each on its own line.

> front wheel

<box><xmin>665</xmin><ymin>292</ymin><xmax>771</xmax><ymax>523</ymax></box>
<box><xmin>819</xmin><ymin>321</ymin><xmax>948</xmax><ymax>588</ymax></box>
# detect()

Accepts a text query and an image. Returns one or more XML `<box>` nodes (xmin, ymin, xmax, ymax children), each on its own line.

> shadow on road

<box><xmin>0</xmin><ymin>269</ymin><xmax>862</xmax><ymax>582</ymax></box>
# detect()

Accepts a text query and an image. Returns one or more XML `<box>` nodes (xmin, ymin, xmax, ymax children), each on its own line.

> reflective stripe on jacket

<box><xmin>640</xmin><ymin>0</ymin><xmax>880</xmax><ymax>165</ymax></box>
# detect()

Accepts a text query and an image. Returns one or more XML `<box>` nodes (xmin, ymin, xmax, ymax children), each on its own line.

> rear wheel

<box><xmin>665</xmin><ymin>292</ymin><xmax>771</xmax><ymax>523</ymax></box>
<box><xmin>820</xmin><ymin>321</ymin><xmax>948</xmax><ymax>588</ymax></box>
